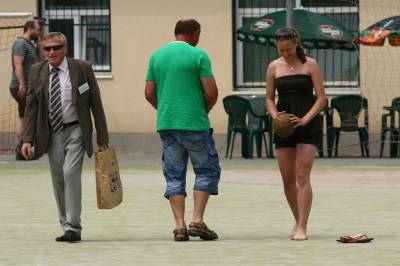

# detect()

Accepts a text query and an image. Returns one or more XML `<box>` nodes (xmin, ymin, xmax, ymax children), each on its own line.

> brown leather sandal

<box><xmin>188</xmin><ymin>222</ymin><xmax>218</xmax><ymax>241</ymax></box>
<box><xmin>173</xmin><ymin>228</ymin><xmax>189</xmax><ymax>241</ymax></box>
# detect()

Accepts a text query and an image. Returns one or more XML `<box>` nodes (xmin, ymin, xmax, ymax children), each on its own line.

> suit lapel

<box><xmin>68</xmin><ymin>58</ymin><xmax>79</xmax><ymax>104</ymax></box>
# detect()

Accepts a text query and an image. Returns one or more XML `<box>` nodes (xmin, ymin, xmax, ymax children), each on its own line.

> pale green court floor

<box><xmin>0</xmin><ymin>155</ymin><xmax>399</xmax><ymax>266</ymax></box>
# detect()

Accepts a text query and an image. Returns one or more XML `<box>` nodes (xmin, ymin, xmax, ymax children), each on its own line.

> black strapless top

<box><xmin>275</xmin><ymin>74</ymin><xmax>314</xmax><ymax>117</ymax></box>
<box><xmin>274</xmin><ymin>74</ymin><xmax>321</xmax><ymax>138</ymax></box>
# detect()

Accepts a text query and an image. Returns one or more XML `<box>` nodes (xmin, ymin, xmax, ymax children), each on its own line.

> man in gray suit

<box><xmin>21</xmin><ymin>32</ymin><xmax>109</xmax><ymax>243</ymax></box>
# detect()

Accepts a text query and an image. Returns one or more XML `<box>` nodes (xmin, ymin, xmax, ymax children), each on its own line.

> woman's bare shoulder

<box><xmin>267</xmin><ymin>58</ymin><xmax>281</xmax><ymax>71</ymax></box>
<box><xmin>305</xmin><ymin>56</ymin><xmax>320</xmax><ymax>70</ymax></box>
<box><xmin>305</xmin><ymin>56</ymin><xmax>318</xmax><ymax>66</ymax></box>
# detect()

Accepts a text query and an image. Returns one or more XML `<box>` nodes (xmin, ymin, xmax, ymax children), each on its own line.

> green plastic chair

<box><xmin>223</xmin><ymin>95</ymin><xmax>250</xmax><ymax>159</ymax></box>
<box><xmin>380</xmin><ymin>96</ymin><xmax>400</xmax><ymax>157</ymax></box>
<box><xmin>247</xmin><ymin>96</ymin><xmax>274</xmax><ymax>158</ymax></box>
<box><xmin>327</xmin><ymin>95</ymin><xmax>369</xmax><ymax>157</ymax></box>
<box><xmin>313</xmin><ymin>95</ymin><xmax>329</xmax><ymax>157</ymax></box>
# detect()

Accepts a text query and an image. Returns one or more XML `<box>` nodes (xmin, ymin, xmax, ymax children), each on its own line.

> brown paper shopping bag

<box><xmin>95</xmin><ymin>145</ymin><xmax>123</xmax><ymax>209</ymax></box>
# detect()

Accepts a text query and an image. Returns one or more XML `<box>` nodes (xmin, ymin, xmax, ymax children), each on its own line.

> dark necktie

<box><xmin>49</xmin><ymin>68</ymin><xmax>63</xmax><ymax>133</ymax></box>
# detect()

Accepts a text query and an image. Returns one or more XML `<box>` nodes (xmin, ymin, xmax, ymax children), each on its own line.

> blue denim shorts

<box><xmin>159</xmin><ymin>129</ymin><xmax>221</xmax><ymax>199</ymax></box>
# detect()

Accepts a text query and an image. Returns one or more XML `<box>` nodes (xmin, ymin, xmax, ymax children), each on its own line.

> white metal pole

<box><xmin>286</xmin><ymin>0</ymin><xmax>294</xmax><ymax>27</ymax></box>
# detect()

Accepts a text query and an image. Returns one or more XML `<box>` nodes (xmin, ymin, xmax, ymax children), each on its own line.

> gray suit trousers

<box><xmin>48</xmin><ymin>124</ymin><xmax>85</xmax><ymax>234</ymax></box>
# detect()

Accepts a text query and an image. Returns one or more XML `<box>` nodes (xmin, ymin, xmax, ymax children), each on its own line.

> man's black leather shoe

<box><xmin>55</xmin><ymin>230</ymin><xmax>81</xmax><ymax>242</ymax></box>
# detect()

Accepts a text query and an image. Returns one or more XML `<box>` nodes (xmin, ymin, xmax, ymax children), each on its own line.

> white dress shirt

<box><xmin>48</xmin><ymin>57</ymin><xmax>79</xmax><ymax>124</ymax></box>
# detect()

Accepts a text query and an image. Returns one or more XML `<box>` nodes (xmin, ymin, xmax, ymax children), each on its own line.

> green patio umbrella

<box><xmin>237</xmin><ymin>9</ymin><xmax>355</xmax><ymax>50</ymax></box>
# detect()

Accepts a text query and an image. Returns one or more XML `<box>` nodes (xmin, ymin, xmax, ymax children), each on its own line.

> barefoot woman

<box><xmin>266</xmin><ymin>27</ymin><xmax>326</xmax><ymax>240</ymax></box>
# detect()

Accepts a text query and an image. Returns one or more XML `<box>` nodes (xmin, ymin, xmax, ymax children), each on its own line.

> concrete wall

<box><xmin>0</xmin><ymin>1</ymin><xmax>35</xmax><ymax>14</ymax></box>
<box><xmin>105</xmin><ymin>0</ymin><xmax>233</xmax><ymax>134</ymax></box>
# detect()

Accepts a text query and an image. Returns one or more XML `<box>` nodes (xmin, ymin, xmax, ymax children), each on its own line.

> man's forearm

<box><xmin>205</xmin><ymin>96</ymin><xmax>217</xmax><ymax>113</ymax></box>
<box><xmin>15</xmin><ymin>65</ymin><xmax>26</xmax><ymax>87</ymax></box>
<box><xmin>147</xmin><ymin>95</ymin><xmax>157</xmax><ymax>109</ymax></box>
<box><xmin>200</xmin><ymin>77</ymin><xmax>218</xmax><ymax>113</ymax></box>
<box><xmin>144</xmin><ymin>81</ymin><xmax>157</xmax><ymax>109</ymax></box>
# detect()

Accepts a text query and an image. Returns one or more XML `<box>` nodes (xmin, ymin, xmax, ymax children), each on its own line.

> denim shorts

<box><xmin>159</xmin><ymin>129</ymin><xmax>221</xmax><ymax>199</ymax></box>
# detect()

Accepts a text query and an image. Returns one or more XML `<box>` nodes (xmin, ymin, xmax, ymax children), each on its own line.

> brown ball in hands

<box><xmin>273</xmin><ymin>113</ymin><xmax>295</xmax><ymax>137</ymax></box>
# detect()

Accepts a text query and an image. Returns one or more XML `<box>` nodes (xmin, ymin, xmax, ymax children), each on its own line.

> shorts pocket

<box><xmin>182</xmin><ymin>133</ymin><xmax>206</xmax><ymax>152</ymax></box>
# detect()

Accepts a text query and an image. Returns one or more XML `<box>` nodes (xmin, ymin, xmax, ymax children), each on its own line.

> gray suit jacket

<box><xmin>23</xmin><ymin>57</ymin><xmax>109</xmax><ymax>158</ymax></box>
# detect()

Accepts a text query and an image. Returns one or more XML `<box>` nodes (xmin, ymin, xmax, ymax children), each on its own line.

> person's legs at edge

<box><xmin>15</xmin><ymin>118</ymin><xmax>25</xmax><ymax>160</ymax></box>
<box><xmin>16</xmin><ymin>118</ymin><xmax>24</xmax><ymax>141</ymax></box>
<box><xmin>276</xmin><ymin>147</ymin><xmax>298</xmax><ymax>237</ymax></box>
<box><xmin>292</xmin><ymin>143</ymin><xmax>316</xmax><ymax>240</ymax></box>
<box><xmin>10</xmin><ymin>87</ymin><xmax>26</xmax><ymax>159</ymax></box>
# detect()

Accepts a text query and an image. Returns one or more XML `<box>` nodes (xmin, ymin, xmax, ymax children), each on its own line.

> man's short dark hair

<box><xmin>33</xmin><ymin>16</ymin><xmax>46</xmax><ymax>26</ymax></box>
<box><xmin>23</xmin><ymin>20</ymin><xmax>37</xmax><ymax>33</ymax></box>
<box><xmin>174</xmin><ymin>19</ymin><xmax>201</xmax><ymax>36</ymax></box>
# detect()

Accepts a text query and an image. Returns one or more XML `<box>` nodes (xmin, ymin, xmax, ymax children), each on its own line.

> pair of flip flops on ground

<box><xmin>337</xmin><ymin>234</ymin><xmax>374</xmax><ymax>243</ymax></box>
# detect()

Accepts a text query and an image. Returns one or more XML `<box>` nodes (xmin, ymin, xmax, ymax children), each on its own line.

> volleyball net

<box><xmin>0</xmin><ymin>13</ymin><xmax>31</xmax><ymax>154</ymax></box>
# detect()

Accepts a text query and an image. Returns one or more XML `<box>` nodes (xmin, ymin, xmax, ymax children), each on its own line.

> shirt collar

<box><xmin>171</xmin><ymin>40</ymin><xmax>188</xmax><ymax>44</ymax></box>
<box><xmin>49</xmin><ymin>57</ymin><xmax>68</xmax><ymax>73</ymax></box>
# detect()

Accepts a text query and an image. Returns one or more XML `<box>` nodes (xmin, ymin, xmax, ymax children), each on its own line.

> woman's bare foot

<box><xmin>291</xmin><ymin>227</ymin><xmax>307</xmax><ymax>240</ymax></box>
<box><xmin>289</xmin><ymin>224</ymin><xmax>298</xmax><ymax>238</ymax></box>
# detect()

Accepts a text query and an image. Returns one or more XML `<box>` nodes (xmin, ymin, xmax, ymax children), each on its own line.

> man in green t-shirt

<box><xmin>145</xmin><ymin>19</ymin><xmax>220</xmax><ymax>241</ymax></box>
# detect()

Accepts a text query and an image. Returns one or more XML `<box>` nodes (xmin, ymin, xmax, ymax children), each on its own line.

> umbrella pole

<box><xmin>286</xmin><ymin>0</ymin><xmax>294</xmax><ymax>27</ymax></box>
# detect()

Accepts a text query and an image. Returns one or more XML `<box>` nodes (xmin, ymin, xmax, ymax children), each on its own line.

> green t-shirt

<box><xmin>146</xmin><ymin>41</ymin><xmax>213</xmax><ymax>131</ymax></box>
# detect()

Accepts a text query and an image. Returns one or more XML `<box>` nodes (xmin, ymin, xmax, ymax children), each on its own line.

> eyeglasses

<box><xmin>275</xmin><ymin>32</ymin><xmax>296</xmax><ymax>40</ymax></box>
<box><xmin>43</xmin><ymin>44</ymin><xmax>65</xmax><ymax>52</ymax></box>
